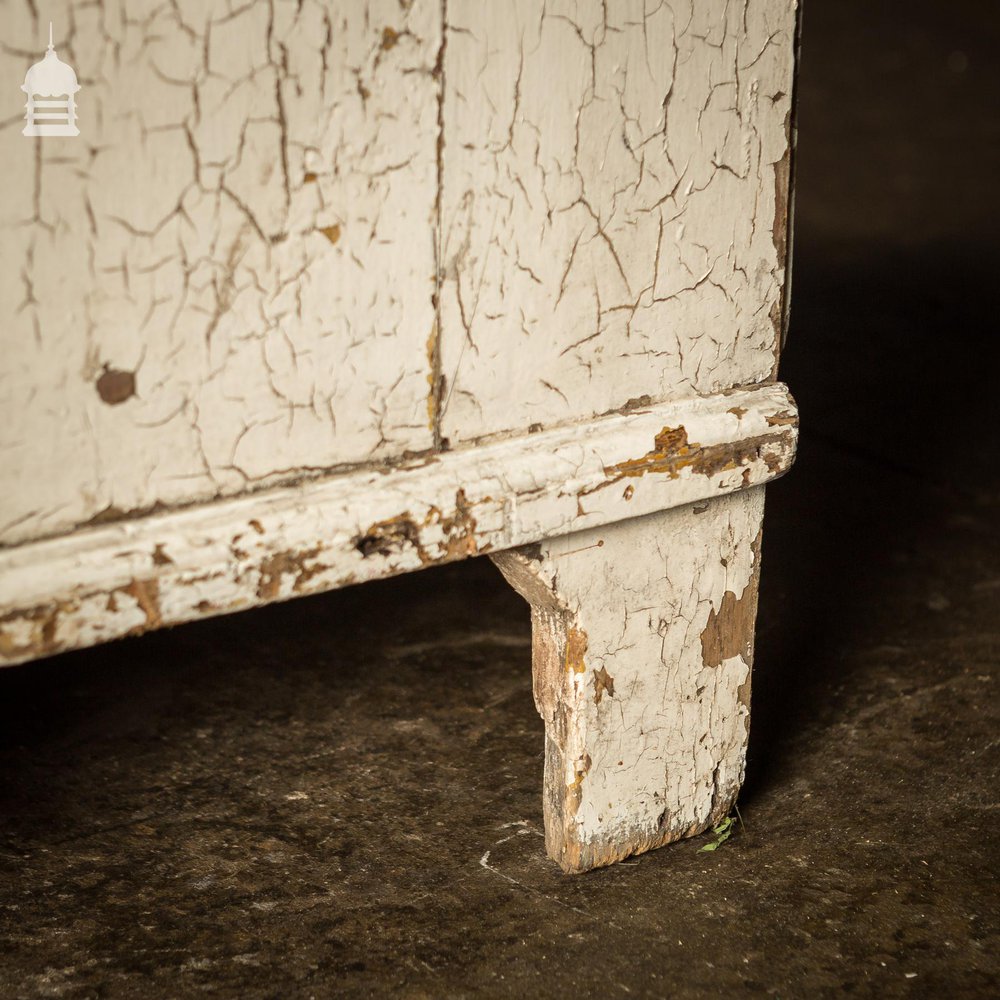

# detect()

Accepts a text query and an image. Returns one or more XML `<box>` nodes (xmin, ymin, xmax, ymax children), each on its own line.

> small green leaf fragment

<box><xmin>699</xmin><ymin>813</ymin><xmax>738</xmax><ymax>852</ymax></box>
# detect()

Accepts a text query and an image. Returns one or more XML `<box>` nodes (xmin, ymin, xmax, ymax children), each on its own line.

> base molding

<box><xmin>0</xmin><ymin>383</ymin><xmax>796</xmax><ymax>665</ymax></box>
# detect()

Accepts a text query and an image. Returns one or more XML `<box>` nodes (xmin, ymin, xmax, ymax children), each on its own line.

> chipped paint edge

<box><xmin>0</xmin><ymin>383</ymin><xmax>797</xmax><ymax>666</ymax></box>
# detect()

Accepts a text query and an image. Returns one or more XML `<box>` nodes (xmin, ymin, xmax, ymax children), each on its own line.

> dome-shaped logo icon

<box><xmin>22</xmin><ymin>23</ymin><xmax>80</xmax><ymax>137</ymax></box>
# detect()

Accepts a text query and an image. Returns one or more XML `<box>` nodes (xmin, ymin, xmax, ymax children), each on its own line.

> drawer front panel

<box><xmin>439</xmin><ymin>0</ymin><xmax>796</xmax><ymax>444</ymax></box>
<box><xmin>1</xmin><ymin>2</ymin><xmax>439</xmax><ymax>546</ymax></box>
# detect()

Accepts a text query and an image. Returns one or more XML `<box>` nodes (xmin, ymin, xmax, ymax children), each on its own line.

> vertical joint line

<box><xmin>431</xmin><ymin>0</ymin><xmax>448</xmax><ymax>450</ymax></box>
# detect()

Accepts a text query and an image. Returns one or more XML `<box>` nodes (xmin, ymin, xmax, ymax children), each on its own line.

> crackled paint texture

<box><xmin>0</xmin><ymin>1</ymin><xmax>798</xmax><ymax>874</ymax></box>
<box><xmin>493</xmin><ymin>488</ymin><xmax>764</xmax><ymax>872</ymax></box>
<box><xmin>440</xmin><ymin>0</ymin><xmax>796</xmax><ymax>442</ymax></box>
<box><xmin>1</xmin><ymin>0</ymin><xmax>795</xmax><ymax>547</ymax></box>
<box><xmin>0</xmin><ymin>384</ymin><xmax>795</xmax><ymax>666</ymax></box>
<box><xmin>1</xmin><ymin>1</ymin><xmax>440</xmax><ymax>546</ymax></box>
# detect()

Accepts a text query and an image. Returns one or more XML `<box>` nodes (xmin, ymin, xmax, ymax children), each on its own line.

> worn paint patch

<box><xmin>567</xmin><ymin>751</ymin><xmax>593</xmax><ymax>817</ymax></box>
<box><xmin>354</xmin><ymin>515</ymin><xmax>429</xmax><ymax>563</ymax></box>
<box><xmin>599</xmin><ymin>426</ymin><xmax>791</xmax><ymax>489</ymax></box>
<box><xmin>151</xmin><ymin>544</ymin><xmax>173</xmax><ymax>567</ymax></box>
<box><xmin>593</xmin><ymin>665</ymin><xmax>615</xmax><ymax>704</ymax></box>
<box><xmin>425</xmin><ymin>322</ymin><xmax>444</xmax><ymax>437</ymax></box>
<box><xmin>0</xmin><ymin>604</ymin><xmax>64</xmax><ymax>659</ymax></box>
<box><xmin>439</xmin><ymin>489</ymin><xmax>478</xmax><ymax>560</ymax></box>
<box><xmin>564</xmin><ymin>626</ymin><xmax>588</xmax><ymax>674</ymax></box>
<box><xmin>120</xmin><ymin>578</ymin><xmax>161</xmax><ymax>630</ymax></box>
<box><xmin>765</xmin><ymin>409</ymin><xmax>797</xmax><ymax>427</ymax></box>
<box><xmin>95</xmin><ymin>368</ymin><xmax>135</xmax><ymax>405</ymax></box>
<box><xmin>256</xmin><ymin>547</ymin><xmax>326</xmax><ymax>600</ymax></box>
<box><xmin>700</xmin><ymin>585</ymin><xmax>758</xmax><ymax>668</ymax></box>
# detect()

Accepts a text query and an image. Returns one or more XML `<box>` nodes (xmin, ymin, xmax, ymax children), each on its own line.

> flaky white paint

<box><xmin>0</xmin><ymin>384</ymin><xmax>795</xmax><ymax>666</ymax></box>
<box><xmin>493</xmin><ymin>489</ymin><xmax>763</xmax><ymax>872</ymax></box>
<box><xmin>1</xmin><ymin>1</ymin><xmax>439</xmax><ymax>546</ymax></box>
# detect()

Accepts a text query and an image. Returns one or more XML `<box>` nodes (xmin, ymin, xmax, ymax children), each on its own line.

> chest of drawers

<box><xmin>1</xmin><ymin>0</ymin><xmax>798</xmax><ymax>872</ymax></box>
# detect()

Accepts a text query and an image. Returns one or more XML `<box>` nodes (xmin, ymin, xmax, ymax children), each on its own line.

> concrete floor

<box><xmin>2</xmin><ymin>3</ymin><xmax>998</xmax><ymax>997</ymax></box>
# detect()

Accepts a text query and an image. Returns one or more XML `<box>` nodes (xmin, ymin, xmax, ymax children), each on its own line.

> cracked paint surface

<box><xmin>1</xmin><ymin>0</ymin><xmax>795</xmax><ymax>553</ymax></box>
<box><xmin>0</xmin><ymin>383</ymin><xmax>795</xmax><ymax>666</ymax></box>
<box><xmin>0</xmin><ymin>1</ymin><xmax>440</xmax><ymax>546</ymax></box>
<box><xmin>439</xmin><ymin>0</ymin><xmax>797</xmax><ymax>443</ymax></box>
<box><xmin>492</xmin><ymin>487</ymin><xmax>764</xmax><ymax>873</ymax></box>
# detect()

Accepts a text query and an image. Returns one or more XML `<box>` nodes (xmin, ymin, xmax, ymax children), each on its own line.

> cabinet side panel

<box><xmin>0</xmin><ymin>1</ymin><xmax>440</xmax><ymax>546</ymax></box>
<box><xmin>440</xmin><ymin>0</ymin><xmax>796</xmax><ymax>443</ymax></box>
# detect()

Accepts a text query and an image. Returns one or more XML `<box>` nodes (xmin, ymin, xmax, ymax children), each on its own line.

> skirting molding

<box><xmin>0</xmin><ymin>383</ymin><xmax>797</xmax><ymax>665</ymax></box>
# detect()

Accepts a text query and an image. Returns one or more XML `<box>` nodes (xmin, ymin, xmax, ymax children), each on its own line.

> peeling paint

<box><xmin>257</xmin><ymin>547</ymin><xmax>326</xmax><ymax>600</ymax></box>
<box><xmin>0</xmin><ymin>383</ymin><xmax>796</xmax><ymax>669</ymax></box>
<box><xmin>151</xmin><ymin>544</ymin><xmax>173</xmax><ymax>567</ymax></box>
<box><xmin>593</xmin><ymin>665</ymin><xmax>614</xmax><ymax>704</ymax></box>
<box><xmin>354</xmin><ymin>515</ymin><xmax>429</xmax><ymax>564</ymax></box>
<box><xmin>597</xmin><ymin>427</ymin><xmax>791</xmax><ymax>492</ymax></box>
<box><xmin>564</xmin><ymin>626</ymin><xmax>588</xmax><ymax>675</ymax></box>
<box><xmin>120</xmin><ymin>579</ymin><xmax>161</xmax><ymax>631</ymax></box>
<box><xmin>492</xmin><ymin>488</ymin><xmax>765</xmax><ymax>873</ymax></box>
<box><xmin>700</xmin><ymin>586</ymin><xmax>758</xmax><ymax>668</ymax></box>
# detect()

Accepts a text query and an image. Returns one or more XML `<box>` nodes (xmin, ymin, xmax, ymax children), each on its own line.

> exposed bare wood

<box><xmin>0</xmin><ymin>385</ymin><xmax>795</xmax><ymax>667</ymax></box>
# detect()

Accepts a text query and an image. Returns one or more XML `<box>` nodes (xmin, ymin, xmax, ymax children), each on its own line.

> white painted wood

<box><xmin>439</xmin><ymin>0</ymin><xmax>797</xmax><ymax>444</ymax></box>
<box><xmin>0</xmin><ymin>1</ymin><xmax>799</xmax><ymax>874</ymax></box>
<box><xmin>0</xmin><ymin>384</ymin><xmax>795</xmax><ymax>666</ymax></box>
<box><xmin>0</xmin><ymin>2</ymin><xmax>440</xmax><ymax>547</ymax></box>
<box><xmin>492</xmin><ymin>488</ymin><xmax>764</xmax><ymax>872</ymax></box>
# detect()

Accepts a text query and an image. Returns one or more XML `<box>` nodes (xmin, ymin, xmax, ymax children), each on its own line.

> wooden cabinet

<box><xmin>0</xmin><ymin>1</ymin><xmax>799</xmax><ymax>872</ymax></box>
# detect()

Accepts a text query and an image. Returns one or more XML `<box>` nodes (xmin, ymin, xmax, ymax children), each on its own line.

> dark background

<box><xmin>1</xmin><ymin>2</ymin><xmax>998</xmax><ymax>997</ymax></box>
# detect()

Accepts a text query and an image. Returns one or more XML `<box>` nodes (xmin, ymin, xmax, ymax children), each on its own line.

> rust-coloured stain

<box><xmin>121</xmin><ymin>578</ymin><xmax>162</xmax><ymax>631</ymax></box>
<box><xmin>564</xmin><ymin>626</ymin><xmax>588</xmax><ymax>674</ymax></box>
<box><xmin>425</xmin><ymin>323</ymin><xmax>441</xmax><ymax>432</ymax></box>
<box><xmin>566</xmin><ymin>751</ymin><xmax>593</xmax><ymax>817</ymax></box>
<box><xmin>256</xmin><ymin>547</ymin><xmax>326</xmax><ymax>599</ymax></box>
<box><xmin>248</xmin><ymin>519</ymin><xmax>266</xmax><ymax>535</ymax></box>
<box><xmin>151</xmin><ymin>544</ymin><xmax>173</xmax><ymax>567</ymax></box>
<box><xmin>593</xmin><ymin>665</ymin><xmax>615</xmax><ymax>704</ymax></box>
<box><xmin>95</xmin><ymin>367</ymin><xmax>135</xmax><ymax>405</ymax></box>
<box><xmin>381</xmin><ymin>26</ymin><xmax>399</xmax><ymax>50</ymax></box>
<box><xmin>0</xmin><ymin>603</ymin><xmax>64</xmax><ymax>660</ymax></box>
<box><xmin>440</xmin><ymin>489</ymin><xmax>478</xmax><ymax>560</ymax></box>
<box><xmin>700</xmin><ymin>583</ymin><xmax>759</xmax><ymax>668</ymax></box>
<box><xmin>728</xmin><ymin>406</ymin><xmax>748</xmax><ymax>418</ymax></box>
<box><xmin>318</xmin><ymin>224</ymin><xmax>341</xmax><ymax>244</ymax></box>
<box><xmin>594</xmin><ymin>423</ymin><xmax>794</xmax><ymax>494</ymax></box>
